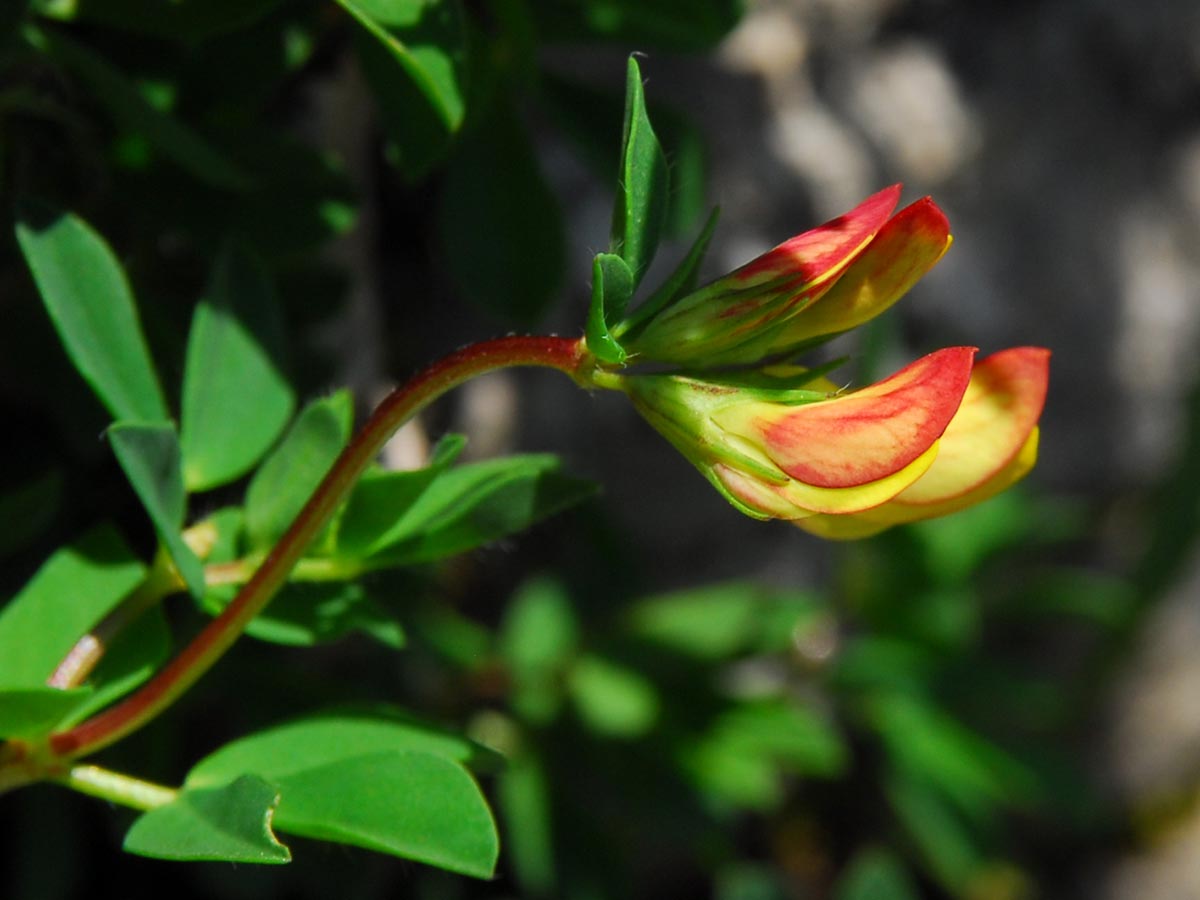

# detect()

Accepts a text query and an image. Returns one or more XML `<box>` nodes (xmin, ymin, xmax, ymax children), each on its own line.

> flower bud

<box><xmin>624</xmin><ymin>347</ymin><xmax>980</xmax><ymax>524</ymax></box>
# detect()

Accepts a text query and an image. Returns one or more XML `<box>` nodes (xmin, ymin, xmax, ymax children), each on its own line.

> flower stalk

<box><xmin>44</xmin><ymin>336</ymin><xmax>592</xmax><ymax>762</ymax></box>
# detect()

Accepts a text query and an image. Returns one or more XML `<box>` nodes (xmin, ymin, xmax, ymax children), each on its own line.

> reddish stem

<box><xmin>48</xmin><ymin>336</ymin><xmax>590</xmax><ymax>759</ymax></box>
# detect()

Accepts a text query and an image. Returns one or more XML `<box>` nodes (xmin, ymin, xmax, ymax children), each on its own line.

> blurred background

<box><xmin>3</xmin><ymin>0</ymin><xmax>1200</xmax><ymax>897</ymax></box>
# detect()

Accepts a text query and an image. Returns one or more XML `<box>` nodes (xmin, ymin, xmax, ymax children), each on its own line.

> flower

<box><xmin>623</xmin><ymin>346</ymin><xmax>1049</xmax><ymax>537</ymax></box>
<box><xmin>621</xmin><ymin>184</ymin><xmax>951</xmax><ymax>366</ymax></box>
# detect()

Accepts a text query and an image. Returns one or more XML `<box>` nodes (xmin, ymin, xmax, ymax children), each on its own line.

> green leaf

<box><xmin>500</xmin><ymin>577</ymin><xmax>575</xmax><ymax>723</ymax></box>
<box><xmin>244</xmin><ymin>391</ymin><xmax>353</xmax><ymax>550</ymax></box>
<box><xmin>344</xmin><ymin>0</ymin><xmax>467</xmax><ymax>180</ymax></box>
<box><xmin>205</xmin><ymin>582</ymin><xmax>404</xmax><ymax>649</ymax></box>
<box><xmin>198</xmin><ymin>508</ymin><xmax>403</xmax><ymax>649</ymax></box>
<box><xmin>584</xmin><ymin>253</ymin><xmax>634</xmax><ymax>365</ymax></box>
<box><xmin>497</xmin><ymin>751</ymin><xmax>556</xmax><ymax>895</ymax></box>
<box><xmin>335</xmin><ymin>434</ymin><xmax>466</xmax><ymax>556</ymax></box>
<box><xmin>868</xmin><ymin>694</ymin><xmax>1037</xmax><ymax>816</ymax></box>
<box><xmin>275</xmin><ymin>751</ymin><xmax>498</xmax><ymax>876</ymax></box>
<box><xmin>123</xmin><ymin>775</ymin><xmax>290</xmax><ymax>864</ymax></box>
<box><xmin>0</xmin><ymin>469</ymin><xmax>63</xmax><ymax>557</ymax></box>
<box><xmin>568</xmin><ymin>654</ymin><xmax>659</xmax><ymax>737</ymax></box>
<box><xmin>25</xmin><ymin>25</ymin><xmax>255</xmax><ymax>190</ymax></box>
<box><xmin>834</xmin><ymin>848</ymin><xmax>920</xmax><ymax>900</ymax></box>
<box><xmin>339</xmin><ymin>0</ymin><xmax>466</xmax><ymax>130</ymax></box>
<box><xmin>542</xmin><ymin>73</ymin><xmax>708</xmax><ymax>241</ymax></box>
<box><xmin>186</xmin><ymin>709</ymin><xmax>500</xmax><ymax>787</ymax></box>
<box><xmin>181</xmin><ymin>243</ymin><xmax>295</xmax><ymax>492</ymax></box>
<box><xmin>15</xmin><ymin>202</ymin><xmax>168</xmax><ymax>423</ymax></box>
<box><xmin>31</xmin><ymin>0</ymin><xmax>286</xmax><ymax>40</ymax></box>
<box><xmin>610</xmin><ymin>56</ymin><xmax>668</xmax><ymax>287</ymax></box>
<box><xmin>885</xmin><ymin>770</ymin><xmax>984</xmax><ymax>892</ymax></box>
<box><xmin>500</xmin><ymin>577</ymin><xmax>579</xmax><ymax>677</ymax></box>
<box><xmin>108</xmin><ymin>423</ymin><xmax>205</xmax><ymax>599</ymax></box>
<box><xmin>629</xmin><ymin>582</ymin><xmax>823</xmax><ymax>659</ymax></box>
<box><xmin>185</xmin><ymin>713</ymin><xmax>500</xmax><ymax>875</ymax></box>
<box><xmin>365</xmin><ymin>455</ymin><xmax>596</xmax><ymax>565</ymax></box>
<box><xmin>437</xmin><ymin>105</ymin><xmax>565</xmax><ymax>323</ymax></box>
<box><xmin>0</xmin><ymin>524</ymin><xmax>144</xmax><ymax>686</ymax></box>
<box><xmin>685</xmin><ymin>699</ymin><xmax>846</xmax><ymax>808</ymax></box>
<box><xmin>628</xmin><ymin>581</ymin><xmax>766</xmax><ymax>659</ymax></box>
<box><xmin>0</xmin><ymin>687</ymin><xmax>92</xmax><ymax>738</ymax></box>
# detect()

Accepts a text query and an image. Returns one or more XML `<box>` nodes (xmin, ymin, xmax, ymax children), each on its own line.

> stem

<box><xmin>53</xmin><ymin>764</ymin><xmax>178</xmax><ymax>811</ymax></box>
<box><xmin>47</xmin><ymin>336</ymin><xmax>592</xmax><ymax>760</ymax></box>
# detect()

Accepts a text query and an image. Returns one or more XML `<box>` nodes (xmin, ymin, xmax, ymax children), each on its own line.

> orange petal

<box><xmin>712</xmin><ymin>347</ymin><xmax>976</xmax><ymax>488</ymax></box>
<box><xmin>888</xmin><ymin>346</ymin><xmax>1049</xmax><ymax>505</ymax></box>
<box><xmin>770</xmin><ymin>197</ymin><xmax>952</xmax><ymax>347</ymax></box>
<box><xmin>732</xmin><ymin>184</ymin><xmax>903</xmax><ymax>289</ymax></box>
<box><xmin>795</xmin><ymin>428</ymin><xmax>1040</xmax><ymax>539</ymax></box>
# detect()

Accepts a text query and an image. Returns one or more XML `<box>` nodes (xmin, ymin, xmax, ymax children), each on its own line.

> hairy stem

<box><xmin>46</xmin><ymin>336</ymin><xmax>592</xmax><ymax>760</ymax></box>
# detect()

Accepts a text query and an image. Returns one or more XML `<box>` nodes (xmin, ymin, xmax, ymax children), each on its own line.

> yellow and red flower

<box><xmin>623</xmin><ymin>346</ymin><xmax>1049</xmax><ymax>537</ymax></box>
<box><xmin>622</xmin><ymin>184</ymin><xmax>952</xmax><ymax>365</ymax></box>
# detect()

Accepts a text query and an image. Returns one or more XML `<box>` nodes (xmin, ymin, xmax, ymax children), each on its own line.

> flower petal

<box><xmin>732</xmin><ymin>184</ymin><xmax>904</xmax><ymax>288</ymax></box>
<box><xmin>715</xmin><ymin>440</ymin><xmax>942</xmax><ymax>518</ymax></box>
<box><xmin>712</xmin><ymin>346</ymin><xmax>976</xmax><ymax>489</ymax></box>
<box><xmin>625</xmin><ymin>186</ymin><xmax>903</xmax><ymax>363</ymax></box>
<box><xmin>794</xmin><ymin>428</ymin><xmax>1040</xmax><ymax>539</ymax></box>
<box><xmin>769</xmin><ymin>197</ymin><xmax>952</xmax><ymax>349</ymax></box>
<box><xmin>887</xmin><ymin>346</ymin><xmax>1049</xmax><ymax>505</ymax></box>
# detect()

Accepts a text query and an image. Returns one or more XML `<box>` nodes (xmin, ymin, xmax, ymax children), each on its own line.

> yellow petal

<box><xmin>772</xmin><ymin>441</ymin><xmax>941</xmax><ymax>515</ymax></box>
<box><xmin>794</xmin><ymin>429</ymin><xmax>1039</xmax><ymax>539</ymax></box>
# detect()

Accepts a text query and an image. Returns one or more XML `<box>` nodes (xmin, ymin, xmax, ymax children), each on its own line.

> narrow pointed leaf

<box><xmin>610</xmin><ymin>56</ymin><xmax>668</xmax><ymax>286</ymax></box>
<box><xmin>335</xmin><ymin>434</ymin><xmax>466</xmax><ymax>556</ymax></box>
<box><xmin>15</xmin><ymin>203</ymin><xmax>168</xmax><ymax>423</ymax></box>
<box><xmin>108</xmin><ymin>422</ymin><xmax>205</xmax><ymax>599</ymax></box>
<box><xmin>585</xmin><ymin>253</ymin><xmax>634</xmax><ymax>365</ymax></box>
<box><xmin>181</xmin><ymin>244</ymin><xmax>295</xmax><ymax>492</ymax></box>
<box><xmin>362</xmin><ymin>455</ymin><xmax>597</xmax><ymax>565</ymax></box>
<box><xmin>204</xmin><ymin>582</ymin><xmax>405</xmax><ymax>649</ymax></box>
<box><xmin>124</xmin><ymin>775</ymin><xmax>290</xmax><ymax>864</ymax></box>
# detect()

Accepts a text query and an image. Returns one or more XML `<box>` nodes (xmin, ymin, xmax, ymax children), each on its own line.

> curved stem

<box><xmin>47</xmin><ymin>336</ymin><xmax>592</xmax><ymax>760</ymax></box>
